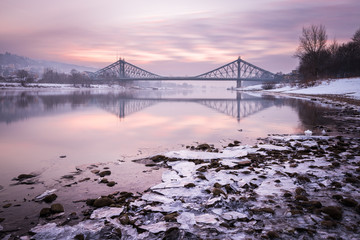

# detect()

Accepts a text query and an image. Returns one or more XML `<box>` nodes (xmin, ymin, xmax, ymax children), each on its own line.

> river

<box><xmin>0</xmin><ymin>86</ymin><xmax>337</xmax><ymax>235</ymax></box>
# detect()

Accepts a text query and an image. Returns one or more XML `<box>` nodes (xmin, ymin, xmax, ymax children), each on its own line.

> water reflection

<box><xmin>0</xmin><ymin>90</ymin><xmax>312</xmax><ymax>123</ymax></box>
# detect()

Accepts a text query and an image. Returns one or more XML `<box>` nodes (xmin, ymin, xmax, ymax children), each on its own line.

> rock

<box><xmin>212</xmin><ymin>188</ymin><xmax>225</xmax><ymax>196</ymax></box>
<box><xmin>151</xmin><ymin>155</ymin><xmax>168</xmax><ymax>162</ymax></box>
<box><xmin>258</xmin><ymin>208</ymin><xmax>275</xmax><ymax>214</ymax></box>
<box><xmin>74</xmin><ymin>234</ymin><xmax>85</xmax><ymax>240</ymax></box>
<box><xmin>295</xmin><ymin>187</ymin><xmax>306</xmax><ymax>195</ymax></box>
<box><xmin>119</xmin><ymin>213</ymin><xmax>131</xmax><ymax>225</ymax></box>
<box><xmin>43</xmin><ymin>194</ymin><xmax>57</xmax><ymax>203</ymax></box>
<box><xmin>295</xmin><ymin>195</ymin><xmax>309</xmax><ymax>201</ymax></box>
<box><xmin>61</xmin><ymin>174</ymin><xmax>74</xmax><ymax>179</ymax></box>
<box><xmin>164</xmin><ymin>227</ymin><xmax>181</xmax><ymax>240</ymax></box>
<box><xmin>321</xmin><ymin>220</ymin><xmax>337</xmax><ymax>228</ymax></box>
<box><xmin>79</xmin><ymin>177</ymin><xmax>90</xmax><ymax>182</ymax></box>
<box><xmin>164</xmin><ymin>212</ymin><xmax>179</xmax><ymax>222</ymax></box>
<box><xmin>283</xmin><ymin>192</ymin><xmax>292</xmax><ymax>198</ymax></box>
<box><xmin>91</xmin><ymin>169</ymin><xmax>100</xmax><ymax>174</ymax></box>
<box><xmin>99</xmin><ymin>170</ymin><xmax>111</xmax><ymax>177</ymax></box>
<box><xmin>93</xmin><ymin>197</ymin><xmax>115</xmax><ymax>208</ymax></box>
<box><xmin>332</xmin><ymin>194</ymin><xmax>343</xmax><ymax>200</ymax></box>
<box><xmin>40</xmin><ymin>208</ymin><xmax>51</xmax><ymax>217</ymax></box>
<box><xmin>301</xmin><ymin>201</ymin><xmax>322</xmax><ymax>209</ymax></box>
<box><xmin>184</xmin><ymin>183</ymin><xmax>196</xmax><ymax>188</ymax></box>
<box><xmin>321</xmin><ymin>206</ymin><xmax>342</xmax><ymax>220</ymax></box>
<box><xmin>345</xmin><ymin>177</ymin><xmax>358</xmax><ymax>183</ymax></box>
<box><xmin>107</xmin><ymin>181</ymin><xmax>116</xmax><ymax>187</ymax></box>
<box><xmin>197</xmin><ymin>143</ymin><xmax>211</xmax><ymax>151</ymax></box>
<box><xmin>213</xmin><ymin>182</ymin><xmax>222</xmax><ymax>188</ymax></box>
<box><xmin>16</xmin><ymin>174</ymin><xmax>36</xmax><ymax>180</ymax></box>
<box><xmin>340</xmin><ymin>198</ymin><xmax>358</xmax><ymax>207</ymax></box>
<box><xmin>50</xmin><ymin>203</ymin><xmax>64</xmax><ymax>213</ymax></box>
<box><xmin>0</xmin><ymin>218</ymin><xmax>4</xmax><ymax>223</ymax></box>
<box><xmin>2</xmin><ymin>203</ymin><xmax>11</xmax><ymax>208</ymax></box>
<box><xmin>267</xmin><ymin>230</ymin><xmax>280</xmax><ymax>239</ymax></box>
<box><xmin>236</xmin><ymin>160</ymin><xmax>252</xmax><ymax>167</ymax></box>
<box><xmin>100</xmin><ymin>178</ymin><xmax>109</xmax><ymax>183</ymax></box>
<box><xmin>59</xmin><ymin>155</ymin><xmax>66</xmax><ymax>159</ymax></box>
<box><xmin>86</xmin><ymin>199</ymin><xmax>95</xmax><ymax>206</ymax></box>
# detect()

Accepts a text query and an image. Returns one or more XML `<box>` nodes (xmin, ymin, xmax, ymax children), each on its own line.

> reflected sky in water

<box><xmin>0</xmin><ymin>88</ymin><xmax>331</xmax><ymax>188</ymax></box>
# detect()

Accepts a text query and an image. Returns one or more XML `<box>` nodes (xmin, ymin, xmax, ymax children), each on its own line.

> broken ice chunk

<box><xmin>222</xmin><ymin>211</ymin><xmax>248</xmax><ymax>221</ymax></box>
<box><xmin>304</xmin><ymin>130</ymin><xmax>312</xmax><ymax>137</ymax></box>
<box><xmin>195</xmin><ymin>214</ymin><xmax>218</xmax><ymax>224</ymax></box>
<box><xmin>139</xmin><ymin>222</ymin><xmax>180</xmax><ymax>234</ymax></box>
<box><xmin>177</xmin><ymin>212</ymin><xmax>196</xmax><ymax>230</ymax></box>
<box><xmin>142</xmin><ymin>193</ymin><xmax>174</xmax><ymax>204</ymax></box>
<box><xmin>34</xmin><ymin>189</ymin><xmax>57</xmax><ymax>201</ymax></box>
<box><xmin>90</xmin><ymin>207</ymin><xmax>124</xmax><ymax>220</ymax></box>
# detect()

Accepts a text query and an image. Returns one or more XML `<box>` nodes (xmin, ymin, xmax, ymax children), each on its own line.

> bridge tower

<box><xmin>237</xmin><ymin>56</ymin><xmax>242</xmax><ymax>88</ymax></box>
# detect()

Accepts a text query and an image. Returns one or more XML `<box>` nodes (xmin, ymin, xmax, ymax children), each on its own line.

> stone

<box><xmin>295</xmin><ymin>187</ymin><xmax>307</xmax><ymax>195</ymax></box>
<box><xmin>151</xmin><ymin>155</ymin><xmax>168</xmax><ymax>162</ymax></box>
<box><xmin>340</xmin><ymin>198</ymin><xmax>358</xmax><ymax>207</ymax></box>
<box><xmin>93</xmin><ymin>197</ymin><xmax>115</xmax><ymax>208</ymax></box>
<box><xmin>100</xmin><ymin>178</ymin><xmax>109</xmax><ymax>183</ymax></box>
<box><xmin>321</xmin><ymin>220</ymin><xmax>337</xmax><ymax>228</ymax></box>
<box><xmin>74</xmin><ymin>234</ymin><xmax>85</xmax><ymax>240</ymax></box>
<box><xmin>184</xmin><ymin>183</ymin><xmax>196</xmax><ymax>188</ymax></box>
<box><xmin>16</xmin><ymin>174</ymin><xmax>36</xmax><ymax>180</ymax></box>
<box><xmin>259</xmin><ymin>208</ymin><xmax>275</xmax><ymax>214</ymax></box>
<box><xmin>39</xmin><ymin>208</ymin><xmax>51</xmax><ymax>217</ymax></box>
<box><xmin>86</xmin><ymin>199</ymin><xmax>95</xmax><ymax>206</ymax></box>
<box><xmin>236</xmin><ymin>160</ymin><xmax>252</xmax><ymax>167</ymax></box>
<box><xmin>43</xmin><ymin>194</ymin><xmax>57</xmax><ymax>203</ymax></box>
<box><xmin>99</xmin><ymin>171</ymin><xmax>111</xmax><ymax>177</ymax></box>
<box><xmin>212</xmin><ymin>188</ymin><xmax>225</xmax><ymax>196</ymax></box>
<box><xmin>119</xmin><ymin>213</ymin><xmax>131</xmax><ymax>225</ymax></box>
<box><xmin>295</xmin><ymin>195</ymin><xmax>309</xmax><ymax>201</ymax></box>
<box><xmin>267</xmin><ymin>231</ymin><xmax>280</xmax><ymax>239</ymax></box>
<box><xmin>164</xmin><ymin>212</ymin><xmax>179</xmax><ymax>222</ymax></box>
<box><xmin>2</xmin><ymin>203</ymin><xmax>11</xmax><ymax>208</ymax></box>
<box><xmin>164</xmin><ymin>227</ymin><xmax>181</xmax><ymax>240</ymax></box>
<box><xmin>107</xmin><ymin>181</ymin><xmax>116</xmax><ymax>187</ymax></box>
<box><xmin>50</xmin><ymin>203</ymin><xmax>64</xmax><ymax>213</ymax></box>
<box><xmin>321</xmin><ymin>206</ymin><xmax>342</xmax><ymax>220</ymax></box>
<box><xmin>197</xmin><ymin>143</ymin><xmax>211</xmax><ymax>151</ymax></box>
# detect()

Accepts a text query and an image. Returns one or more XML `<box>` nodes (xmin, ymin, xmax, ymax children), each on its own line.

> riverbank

<box><xmin>241</xmin><ymin>77</ymin><xmax>360</xmax><ymax>107</ymax></box>
<box><xmin>1</xmin><ymin>91</ymin><xmax>359</xmax><ymax>239</ymax></box>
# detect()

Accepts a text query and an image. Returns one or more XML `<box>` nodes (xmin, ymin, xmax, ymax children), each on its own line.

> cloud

<box><xmin>1</xmin><ymin>0</ymin><xmax>359</xmax><ymax>74</ymax></box>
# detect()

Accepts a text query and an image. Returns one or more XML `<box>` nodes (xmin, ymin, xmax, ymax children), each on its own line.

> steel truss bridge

<box><xmin>94</xmin><ymin>57</ymin><xmax>282</xmax><ymax>87</ymax></box>
<box><xmin>100</xmin><ymin>94</ymin><xmax>277</xmax><ymax>122</ymax></box>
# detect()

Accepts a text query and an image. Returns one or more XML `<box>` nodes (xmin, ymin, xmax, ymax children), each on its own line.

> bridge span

<box><xmin>93</xmin><ymin>57</ymin><xmax>283</xmax><ymax>87</ymax></box>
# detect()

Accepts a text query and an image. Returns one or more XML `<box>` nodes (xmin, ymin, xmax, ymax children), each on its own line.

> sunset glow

<box><xmin>1</xmin><ymin>0</ymin><xmax>359</xmax><ymax>75</ymax></box>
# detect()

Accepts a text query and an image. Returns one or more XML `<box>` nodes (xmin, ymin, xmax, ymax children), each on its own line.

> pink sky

<box><xmin>0</xmin><ymin>0</ymin><xmax>359</xmax><ymax>75</ymax></box>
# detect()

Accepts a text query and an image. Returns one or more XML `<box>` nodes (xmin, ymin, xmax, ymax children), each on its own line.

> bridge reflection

<box><xmin>99</xmin><ymin>93</ymin><xmax>275</xmax><ymax>122</ymax></box>
<box><xmin>0</xmin><ymin>91</ymin><xmax>277</xmax><ymax>123</ymax></box>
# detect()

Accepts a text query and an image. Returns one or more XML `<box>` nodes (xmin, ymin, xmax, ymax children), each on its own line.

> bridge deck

<box><xmin>94</xmin><ymin>77</ymin><xmax>277</xmax><ymax>81</ymax></box>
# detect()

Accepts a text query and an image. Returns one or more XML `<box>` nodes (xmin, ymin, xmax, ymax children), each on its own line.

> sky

<box><xmin>0</xmin><ymin>0</ymin><xmax>359</xmax><ymax>76</ymax></box>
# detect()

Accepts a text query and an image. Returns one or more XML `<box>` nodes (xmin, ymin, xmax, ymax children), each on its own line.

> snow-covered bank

<box><xmin>241</xmin><ymin>77</ymin><xmax>360</xmax><ymax>100</ymax></box>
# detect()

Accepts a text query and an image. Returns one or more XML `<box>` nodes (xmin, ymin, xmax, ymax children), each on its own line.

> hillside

<box><xmin>0</xmin><ymin>52</ymin><xmax>97</xmax><ymax>76</ymax></box>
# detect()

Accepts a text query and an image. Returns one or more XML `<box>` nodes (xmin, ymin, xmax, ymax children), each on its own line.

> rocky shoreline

<box><xmin>1</xmin><ymin>97</ymin><xmax>360</xmax><ymax>240</ymax></box>
<box><xmin>11</xmin><ymin>133</ymin><xmax>359</xmax><ymax>240</ymax></box>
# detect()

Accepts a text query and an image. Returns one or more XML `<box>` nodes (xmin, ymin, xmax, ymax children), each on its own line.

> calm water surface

<box><xmin>0</xmin><ymin>87</ymin><xmax>332</xmax><ymax>201</ymax></box>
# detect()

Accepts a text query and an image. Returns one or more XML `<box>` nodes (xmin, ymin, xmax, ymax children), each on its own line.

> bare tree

<box><xmin>296</xmin><ymin>25</ymin><xmax>327</xmax><ymax>58</ymax></box>
<box><xmin>295</xmin><ymin>25</ymin><xmax>328</xmax><ymax>83</ymax></box>
<box><xmin>352</xmin><ymin>28</ymin><xmax>360</xmax><ymax>44</ymax></box>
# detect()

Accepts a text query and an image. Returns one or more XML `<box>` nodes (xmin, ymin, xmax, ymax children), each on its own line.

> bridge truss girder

<box><xmin>195</xmin><ymin>57</ymin><xmax>275</xmax><ymax>80</ymax></box>
<box><xmin>95</xmin><ymin>59</ymin><xmax>160</xmax><ymax>79</ymax></box>
<box><xmin>94</xmin><ymin>57</ymin><xmax>279</xmax><ymax>84</ymax></box>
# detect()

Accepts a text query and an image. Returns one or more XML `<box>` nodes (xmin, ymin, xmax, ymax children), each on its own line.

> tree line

<box><xmin>295</xmin><ymin>25</ymin><xmax>360</xmax><ymax>85</ymax></box>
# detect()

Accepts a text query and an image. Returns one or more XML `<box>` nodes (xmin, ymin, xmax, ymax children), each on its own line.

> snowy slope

<box><xmin>242</xmin><ymin>77</ymin><xmax>360</xmax><ymax>100</ymax></box>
